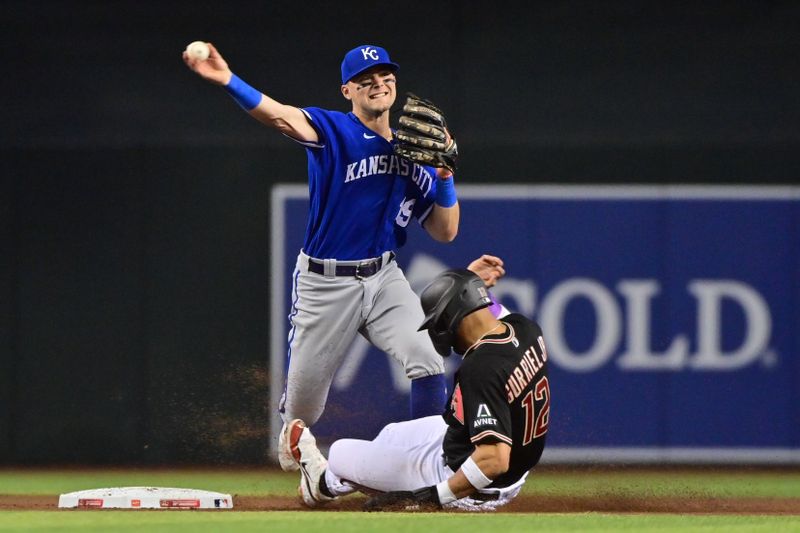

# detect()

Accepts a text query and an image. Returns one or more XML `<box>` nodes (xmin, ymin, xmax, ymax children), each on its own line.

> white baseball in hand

<box><xmin>185</xmin><ymin>41</ymin><xmax>210</xmax><ymax>61</ymax></box>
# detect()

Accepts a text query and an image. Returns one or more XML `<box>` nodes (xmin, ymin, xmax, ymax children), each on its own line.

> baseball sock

<box><xmin>318</xmin><ymin>473</ymin><xmax>335</xmax><ymax>499</ymax></box>
<box><xmin>410</xmin><ymin>374</ymin><xmax>447</xmax><ymax>419</ymax></box>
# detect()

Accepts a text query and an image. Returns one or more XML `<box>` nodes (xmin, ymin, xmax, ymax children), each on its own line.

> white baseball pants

<box><xmin>325</xmin><ymin>415</ymin><xmax>527</xmax><ymax>511</ymax></box>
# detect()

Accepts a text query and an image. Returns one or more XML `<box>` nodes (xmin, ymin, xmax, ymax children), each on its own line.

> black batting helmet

<box><xmin>418</xmin><ymin>269</ymin><xmax>492</xmax><ymax>356</ymax></box>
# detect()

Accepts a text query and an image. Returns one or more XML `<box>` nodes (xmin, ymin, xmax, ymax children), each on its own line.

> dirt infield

<box><xmin>3</xmin><ymin>494</ymin><xmax>799</xmax><ymax>514</ymax></box>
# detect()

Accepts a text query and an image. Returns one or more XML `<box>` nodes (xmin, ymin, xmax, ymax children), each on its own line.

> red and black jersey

<box><xmin>442</xmin><ymin>313</ymin><xmax>551</xmax><ymax>488</ymax></box>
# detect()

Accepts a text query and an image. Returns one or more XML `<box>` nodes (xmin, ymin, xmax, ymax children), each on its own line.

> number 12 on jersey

<box><xmin>521</xmin><ymin>376</ymin><xmax>550</xmax><ymax>445</ymax></box>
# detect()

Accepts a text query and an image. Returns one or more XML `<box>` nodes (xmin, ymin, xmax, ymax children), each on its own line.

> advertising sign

<box><xmin>270</xmin><ymin>185</ymin><xmax>800</xmax><ymax>463</ymax></box>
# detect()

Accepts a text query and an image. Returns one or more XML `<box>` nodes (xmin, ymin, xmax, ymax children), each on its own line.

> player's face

<box><xmin>343</xmin><ymin>67</ymin><xmax>397</xmax><ymax>115</ymax></box>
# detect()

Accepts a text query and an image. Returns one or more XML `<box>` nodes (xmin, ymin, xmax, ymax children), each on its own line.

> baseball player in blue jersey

<box><xmin>183</xmin><ymin>43</ymin><xmax>460</xmax><ymax>471</ymax></box>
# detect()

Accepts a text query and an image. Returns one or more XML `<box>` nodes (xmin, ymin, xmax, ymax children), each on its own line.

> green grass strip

<box><xmin>0</xmin><ymin>511</ymin><xmax>799</xmax><ymax>533</ymax></box>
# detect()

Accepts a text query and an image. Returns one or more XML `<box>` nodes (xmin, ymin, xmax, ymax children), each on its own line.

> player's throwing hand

<box><xmin>182</xmin><ymin>42</ymin><xmax>232</xmax><ymax>86</ymax></box>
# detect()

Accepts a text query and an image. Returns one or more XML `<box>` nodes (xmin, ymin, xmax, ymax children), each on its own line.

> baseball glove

<box><xmin>362</xmin><ymin>486</ymin><xmax>442</xmax><ymax>512</ymax></box>
<box><xmin>394</xmin><ymin>93</ymin><xmax>458</xmax><ymax>173</ymax></box>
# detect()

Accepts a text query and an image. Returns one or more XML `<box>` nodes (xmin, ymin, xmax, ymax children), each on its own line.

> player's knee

<box><xmin>328</xmin><ymin>438</ymin><xmax>368</xmax><ymax>478</ymax></box>
<box><xmin>405</xmin><ymin>362</ymin><xmax>445</xmax><ymax>379</ymax></box>
<box><xmin>329</xmin><ymin>438</ymin><xmax>367</xmax><ymax>460</ymax></box>
<box><xmin>402</xmin><ymin>346</ymin><xmax>445</xmax><ymax>377</ymax></box>
<box><xmin>328</xmin><ymin>439</ymin><xmax>345</xmax><ymax>462</ymax></box>
<box><xmin>375</xmin><ymin>422</ymin><xmax>398</xmax><ymax>441</ymax></box>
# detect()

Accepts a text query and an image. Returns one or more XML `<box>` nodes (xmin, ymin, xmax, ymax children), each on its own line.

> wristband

<box><xmin>224</xmin><ymin>73</ymin><xmax>262</xmax><ymax>110</ymax></box>
<box><xmin>435</xmin><ymin>481</ymin><xmax>457</xmax><ymax>504</ymax></box>
<box><xmin>435</xmin><ymin>176</ymin><xmax>457</xmax><ymax>207</ymax></box>
<box><xmin>460</xmin><ymin>456</ymin><xmax>492</xmax><ymax>489</ymax></box>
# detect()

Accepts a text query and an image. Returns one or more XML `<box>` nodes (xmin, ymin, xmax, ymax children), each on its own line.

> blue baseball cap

<box><xmin>340</xmin><ymin>45</ymin><xmax>399</xmax><ymax>84</ymax></box>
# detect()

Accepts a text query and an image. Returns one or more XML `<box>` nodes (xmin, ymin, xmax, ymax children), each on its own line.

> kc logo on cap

<box><xmin>361</xmin><ymin>47</ymin><xmax>379</xmax><ymax>61</ymax></box>
<box><xmin>341</xmin><ymin>44</ymin><xmax>400</xmax><ymax>85</ymax></box>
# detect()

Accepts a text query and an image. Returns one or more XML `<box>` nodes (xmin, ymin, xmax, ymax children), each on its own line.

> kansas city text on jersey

<box><xmin>345</xmin><ymin>155</ymin><xmax>434</xmax><ymax>195</ymax></box>
<box><xmin>505</xmin><ymin>336</ymin><xmax>548</xmax><ymax>403</ymax></box>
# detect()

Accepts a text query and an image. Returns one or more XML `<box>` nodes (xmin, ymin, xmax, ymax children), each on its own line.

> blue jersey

<box><xmin>295</xmin><ymin>107</ymin><xmax>439</xmax><ymax>260</ymax></box>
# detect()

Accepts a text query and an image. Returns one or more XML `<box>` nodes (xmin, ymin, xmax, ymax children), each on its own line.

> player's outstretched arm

<box><xmin>442</xmin><ymin>442</ymin><xmax>511</xmax><ymax>500</ymax></box>
<box><xmin>362</xmin><ymin>442</ymin><xmax>511</xmax><ymax>511</ymax></box>
<box><xmin>182</xmin><ymin>42</ymin><xmax>318</xmax><ymax>143</ymax></box>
